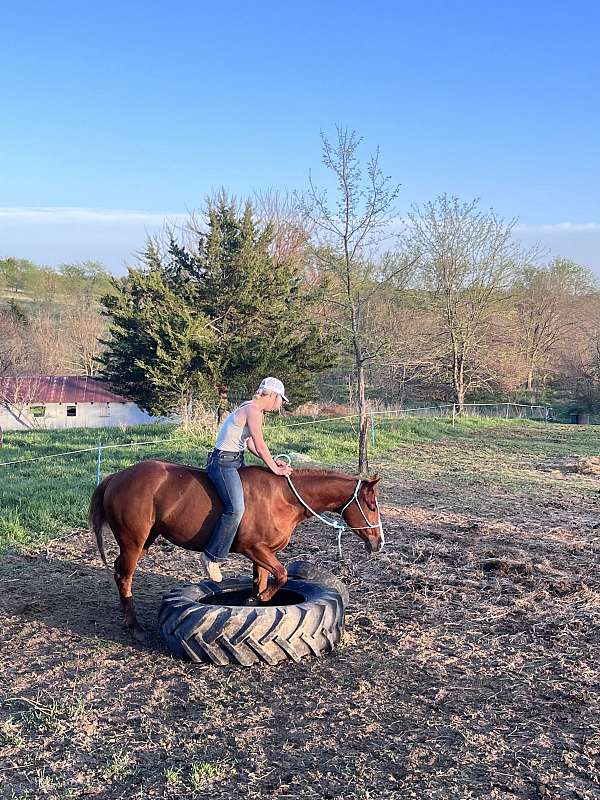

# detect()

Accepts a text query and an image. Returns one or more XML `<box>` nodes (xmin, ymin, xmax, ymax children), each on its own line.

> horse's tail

<box><xmin>89</xmin><ymin>475</ymin><xmax>113</xmax><ymax>568</ymax></box>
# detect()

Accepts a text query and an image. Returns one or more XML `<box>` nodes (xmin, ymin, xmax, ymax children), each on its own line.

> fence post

<box><xmin>96</xmin><ymin>440</ymin><xmax>103</xmax><ymax>486</ymax></box>
<box><xmin>452</xmin><ymin>403</ymin><xmax>456</xmax><ymax>428</ymax></box>
<box><xmin>370</xmin><ymin>414</ymin><xmax>375</xmax><ymax>447</ymax></box>
<box><xmin>505</xmin><ymin>403</ymin><xmax>510</xmax><ymax>419</ymax></box>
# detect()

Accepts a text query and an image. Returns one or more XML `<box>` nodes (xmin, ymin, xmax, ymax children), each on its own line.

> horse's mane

<box><xmin>289</xmin><ymin>467</ymin><xmax>359</xmax><ymax>481</ymax></box>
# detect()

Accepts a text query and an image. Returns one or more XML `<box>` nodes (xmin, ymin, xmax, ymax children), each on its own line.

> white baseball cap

<box><xmin>258</xmin><ymin>376</ymin><xmax>289</xmax><ymax>402</ymax></box>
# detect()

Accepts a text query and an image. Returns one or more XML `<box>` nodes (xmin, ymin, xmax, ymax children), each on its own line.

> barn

<box><xmin>0</xmin><ymin>376</ymin><xmax>158</xmax><ymax>430</ymax></box>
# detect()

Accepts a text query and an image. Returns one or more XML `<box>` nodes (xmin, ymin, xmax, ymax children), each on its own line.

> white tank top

<box><xmin>214</xmin><ymin>402</ymin><xmax>254</xmax><ymax>452</ymax></box>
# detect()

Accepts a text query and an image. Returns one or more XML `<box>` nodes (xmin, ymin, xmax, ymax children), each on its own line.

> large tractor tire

<box><xmin>158</xmin><ymin>566</ymin><xmax>347</xmax><ymax>667</ymax></box>
<box><xmin>286</xmin><ymin>560</ymin><xmax>350</xmax><ymax>607</ymax></box>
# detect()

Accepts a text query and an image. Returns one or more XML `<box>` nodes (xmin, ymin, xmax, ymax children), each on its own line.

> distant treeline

<box><xmin>2</xmin><ymin>133</ymin><xmax>600</xmax><ymax>426</ymax></box>
<box><xmin>2</xmin><ymin>233</ymin><xmax>600</xmax><ymax>417</ymax></box>
<box><xmin>0</xmin><ymin>258</ymin><xmax>113</xmax><ymax>378</ymax></box>
<box><xmin>0</xmin><ymin>257</ymin><xmax>112</xmax><ymax>302</ymax></box>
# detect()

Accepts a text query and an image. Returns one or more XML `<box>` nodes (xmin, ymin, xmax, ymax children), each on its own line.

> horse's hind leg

<box><xmin>113</xmin><ymin>539</ymin><xmax>145</xmax><ymax>640</ymax></box>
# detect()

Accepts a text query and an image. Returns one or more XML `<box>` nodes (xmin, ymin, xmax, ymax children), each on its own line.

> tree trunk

<box><xmin>217</xmin><ymin>386</ymin><xmax>229</xmax><ymax>425</ymax></box>
<box><xmin>452</xmin><ymin>352</ymin><xmax>463</xmax><ymax>412</ymax></box>
<box><xmin>526</xmin><ymin>368</ymin><xmax>534</xmax><ymax>392</ymax></box>
<box><xmin>454</xmin><ymin>351</ymin><xmax>466</xmax><ymax>413</ymax></box>
<box><xmin>357</xmin><ymin>361</ymin><xmax>369</xmax><ymax>475</ymax></box>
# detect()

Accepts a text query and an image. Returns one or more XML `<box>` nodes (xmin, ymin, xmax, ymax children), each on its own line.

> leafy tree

<box><xmin>100</xmin><ymin>198</ymin><xmax>338</xmax><ymax>417</ymax></box>
<box><xmin>192</xmin><ymin>197</ymin><xmax>337</xmax><ymax>415</ymax></box>
<box><xmin>98</xmin><ymin>244</ymin><xmax>213</xmax><ymax>415</ymax></box>
<box><xmin>58</xmin><ymin>260</ymin><xmax>112</xmax><ymax>299</ymax></box>
<box><xmin>0</xmin><ymin>257</ymin><xmax>38</xmax><ymax>294</ymax></box>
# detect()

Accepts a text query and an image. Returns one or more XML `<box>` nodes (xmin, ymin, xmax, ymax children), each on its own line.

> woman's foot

<box><xmin>200</xmin><ymin>552</ymin><xmax>223</xmax><ymax>582</ymax></box>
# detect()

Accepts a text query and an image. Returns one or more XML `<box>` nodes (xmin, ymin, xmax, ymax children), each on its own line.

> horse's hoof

<box><xmin>130</xmin><ymin>625</ymin><xmax>147</xmax><ymax>644</ymax></box>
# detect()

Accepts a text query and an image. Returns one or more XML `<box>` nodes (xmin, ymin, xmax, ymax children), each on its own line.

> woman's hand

<box><xmin>272</xmin><ymin>463</ymin><xmax>293</xmax><ymax>477</ymax></box>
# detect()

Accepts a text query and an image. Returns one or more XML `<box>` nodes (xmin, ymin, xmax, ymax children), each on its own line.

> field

<box><xmin>1</xmin><ymin>418</ymin><xmax>599</xmax><ymax>799</ymax></box>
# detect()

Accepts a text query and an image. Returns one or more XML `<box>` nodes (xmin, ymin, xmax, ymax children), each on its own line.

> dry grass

<box><xmin>292</xmin><ymin>401</ymin><xmax>353</xmax><ymax>417</ymax></box>
<box><xmin>1</xmin><ymin>423</ymin><xmax>599</xmax><ymax>799</ymax></box>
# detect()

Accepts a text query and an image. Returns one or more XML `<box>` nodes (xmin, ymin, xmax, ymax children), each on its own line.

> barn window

<box><xmin>66</xmin><ymin>405</ymin><xmax>77</xmax><ymax>417</ymax></box>
<box><xmin>30</xmin><ymin>405</ymin><xmax>46</xmax><ymax>418</ymax></box>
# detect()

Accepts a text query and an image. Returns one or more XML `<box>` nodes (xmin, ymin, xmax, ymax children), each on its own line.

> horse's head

<box><xmin>340</xmin><ymin>475</ymin><xmax>384</xmax><ymax>554</ymax></box>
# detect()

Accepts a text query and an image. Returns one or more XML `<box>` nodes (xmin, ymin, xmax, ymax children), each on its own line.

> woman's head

<box><xmin>254</xmin><ymin>377</ymin><xmax>288</xmax><ymax>412</ymax></box>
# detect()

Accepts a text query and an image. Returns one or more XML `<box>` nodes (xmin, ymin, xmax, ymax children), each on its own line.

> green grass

<box><xmin>1</xmin><ymin>416</ymin><xmax>599</xmax><ymax>551</ymax></box>
<box><xmin>103</xmin><ymin>750</ymin><xmax>136</xmax><ymax>781</ymax></box>
<box><xmin>189</xmin><ymin>761</ymin><xmax>228</xmax><ymax>790</ymax></box>
<box><xmin>0</xmin><ymin>424</ymin><xmax>208</xmax><ymax>551</ymax></box>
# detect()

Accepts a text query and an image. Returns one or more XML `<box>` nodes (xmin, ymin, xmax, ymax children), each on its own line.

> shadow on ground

<box><xmin>0</xmin><ymin>546</ymin><xmax>201</xmax><ymax>650</ymax></box>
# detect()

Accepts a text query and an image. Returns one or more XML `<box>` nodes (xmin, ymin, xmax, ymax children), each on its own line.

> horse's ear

<box><xmin>362</xmin><ymin>475</ymin><xmax>379</xmax><ymax>510</ymax></box>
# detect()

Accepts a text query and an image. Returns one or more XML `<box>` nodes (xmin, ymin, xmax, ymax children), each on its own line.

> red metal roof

<box><xmin>0</xmin><ymin>376</ymin><xmax>128</xmax><ymax>404</ymax></box>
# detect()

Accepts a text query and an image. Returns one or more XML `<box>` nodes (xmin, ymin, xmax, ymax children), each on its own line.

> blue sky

<box><xmin>1</xmin><ymin>1</ymin><xmax>599</xmax><ymax>274</ymax></box>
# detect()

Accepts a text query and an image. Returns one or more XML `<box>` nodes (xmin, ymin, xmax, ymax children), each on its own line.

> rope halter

<box><xmin>276</xmin><ymin>454</ymin><xmax>385</xmax><ymax>558</ymax></box>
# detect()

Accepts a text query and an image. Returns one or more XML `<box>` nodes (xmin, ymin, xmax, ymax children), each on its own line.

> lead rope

<box><xmin>275</xmin><ymin>454</ymin><xmax>384</xmax><ymax>559</ymax></box>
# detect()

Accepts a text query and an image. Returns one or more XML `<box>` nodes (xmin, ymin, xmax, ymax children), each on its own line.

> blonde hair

<box><xmin>252</xmin><ymin>389</ymin><xmax>282</xmax><ymax>414</ymax></box>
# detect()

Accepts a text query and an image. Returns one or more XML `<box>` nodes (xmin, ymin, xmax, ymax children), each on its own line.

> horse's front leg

<box><xmin>247</xmin><ymin>544</ymin><xmax>287</xmax><ymax>603</ymax></box>
<box><xmin>252</xmin><ymin>562</ymin><xmax>270</xmax><ymax>598</ymax></box>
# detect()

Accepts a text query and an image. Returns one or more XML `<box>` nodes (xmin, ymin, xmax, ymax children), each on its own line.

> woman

<box><xmin>200</xmin><ymin>376</ymin><xmax>293</xmax><ymax>582</ymax></box>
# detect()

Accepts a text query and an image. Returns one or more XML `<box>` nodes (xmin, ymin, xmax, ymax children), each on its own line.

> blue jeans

<box><xmin>205</xmin><ymin>449</ymin><xmax>245</xmax><ymax>562</ymax></box>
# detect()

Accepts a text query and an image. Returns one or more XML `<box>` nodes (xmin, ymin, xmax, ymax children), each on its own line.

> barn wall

<box><xmin>0</xmin><ymin>402</ymin><xmax>158</xmax><ymax>431</ymax></box>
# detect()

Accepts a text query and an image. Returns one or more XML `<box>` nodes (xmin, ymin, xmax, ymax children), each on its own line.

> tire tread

<box><xmin>159</xmin><ymin>575</ymin><xmax>345</xmax><ymax>666</ymax></box>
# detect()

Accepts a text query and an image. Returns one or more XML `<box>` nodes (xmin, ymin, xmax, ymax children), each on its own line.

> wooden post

<box><xmin>452</xmin><ymin>403</ymin><xmax>456</xmax><ymax>428</ymax></box>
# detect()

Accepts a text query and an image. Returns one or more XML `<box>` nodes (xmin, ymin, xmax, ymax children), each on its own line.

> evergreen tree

<box><xmin>99</xmin><ymin>243</ymin><xmax>213</xmax><ymax>415</ymax></box>
<box><xmin>192</xmin><ymin>198</ymin><xmax>337</xmax><ymax>413</ymax></box>
<box><xmin>99</xmin><ymin>199</ymin><xmax>338</xmax><ymax>416</ymax></box>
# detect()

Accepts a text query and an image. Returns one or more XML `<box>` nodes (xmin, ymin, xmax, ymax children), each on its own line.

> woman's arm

<box><xmin>245</xmin><ymin>436</ymin><xmax>261</xmax><ymax>458</ymax></box>
<box><xmin>245</xmin><ymin>407</ymin><xmax>292</xmax><ymax>475</ymax></box>
<box><xmin>247</xmin><ymin>437</ymin><xmax>288</xmax><ymax>467</ymax></box>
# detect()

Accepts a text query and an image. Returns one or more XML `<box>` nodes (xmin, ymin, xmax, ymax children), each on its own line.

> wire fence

<box><xmin>277</xmin><ymin>401</ymin><xmax>551</xmax><ymax>424</ymax></box>
<box><xmin>0</xmin><ymin>401</ymin><xmax>554</xmax><ymax>481</ymax></box>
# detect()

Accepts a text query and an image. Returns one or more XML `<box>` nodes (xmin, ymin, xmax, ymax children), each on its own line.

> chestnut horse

<box><xmin>89</xmin><ymin>459</ymin><xmax>383</xmax><ymax>637</ymax></box>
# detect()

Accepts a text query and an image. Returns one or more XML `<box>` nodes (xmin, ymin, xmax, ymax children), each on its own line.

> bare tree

<box><xmin>406</xmin><ymin>195</ymin><xmax>535</xmax><ymax>411</ymax></box>
<box><xmin>62</xmin><ymin>303</ymin><xmax>108</xmax><ymax>376</ymax></box>
<box><xmin>2</xmin><ymin>300</ymin><xmax>109</xmax><ymax>379</ymax></box>
<box><xmin>0</xmin><ymin>311</ymin><xmax>29</xmax><ymax>376</ymax></box>
<box><xmin>253</xmin><ymin>189</ymin><xmax>314</xmax><ymax>273</ymax></box>
<box><xmin>513</xmin><ymin>257</ymin><xmax>597</xmax><ymax>392</ymax></box>
<box><xmin>301</xmin><ymin>126</ymin><xmax>413</xmax><ymax>473</ymax></box>
<box><xmin>364</xmin><ymin>297</ymin><xmax>449</xmax><ymax>404</ymax></box>
<box><xmin>27</xmin><ymin>309</ymin><xmax>70</xmax><ymax>375</ymax></box>
<box><xmin>0</xmin><ymin>376</ymin><xmax>47</xmax><ymax>430</ymax></box>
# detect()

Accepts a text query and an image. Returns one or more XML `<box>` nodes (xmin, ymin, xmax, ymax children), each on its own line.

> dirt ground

<box><xmin>1</xmin><ymin>446</ymin><xmax>600</xmax><ymax>799</ymax></box>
